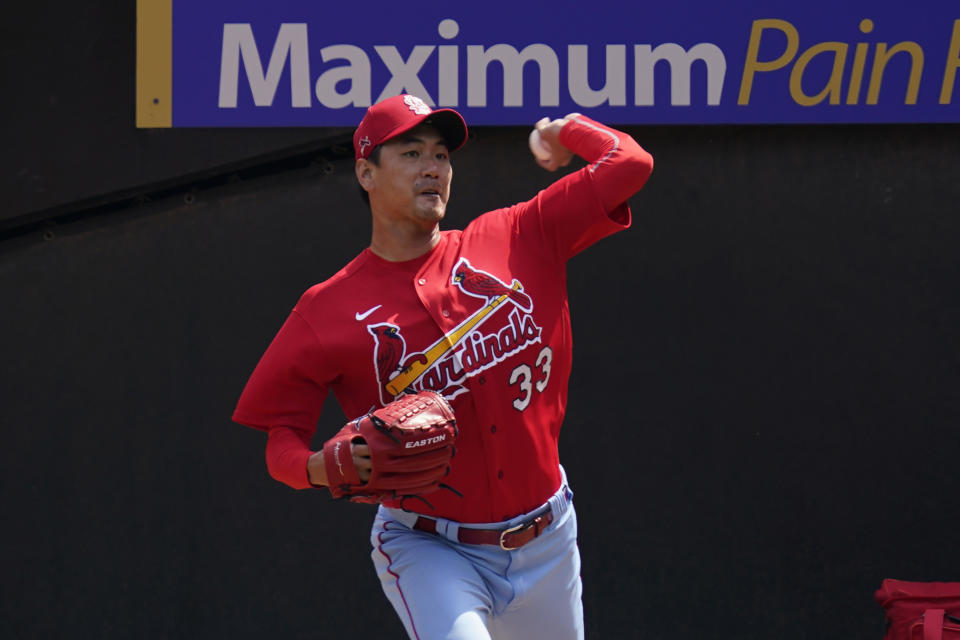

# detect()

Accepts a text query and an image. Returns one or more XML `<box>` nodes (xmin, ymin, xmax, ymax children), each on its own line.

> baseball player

<box><xmin>233</xmin><ymin>94</ymin><xmax>654</xmax><ymax>639</ymax></box>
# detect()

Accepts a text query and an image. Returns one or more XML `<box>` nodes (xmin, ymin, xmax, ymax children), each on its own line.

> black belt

<box><xmin>413</xmin><ymin>509</ymin><xmax>554</xmax><ymax>550</ymax></box>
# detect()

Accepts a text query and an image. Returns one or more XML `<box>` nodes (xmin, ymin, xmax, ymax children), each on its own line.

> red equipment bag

<box><xmin>875</xmin><ymin>579</ymin><xmax>960</xmax><ymax>640</ymax></box>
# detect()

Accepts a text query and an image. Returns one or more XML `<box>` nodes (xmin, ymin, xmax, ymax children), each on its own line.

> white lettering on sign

<box><xmin>316</xmin><ymin>45</ymin><xmax>371</xmax><ymax>108</ymax></box>
<box><xmin>568</xmin><ymin>44</ymin><xmax>627</xmax><ymax>107</ymax></box>
<box><xmin>219</xmin><ymin>23</ymin><xmax>311</xmax><ymax>108</ymax></box>
<box><xmin>375</xmin><ymin>46</ymin><xmax>436</xmax><ymax>105</ymax></box>
<box><xmin>634</xmin><ymin>43</ymin><xmax>727</xmax><ymax>106</ymax></box>
<box><xmin>467</xmin><ymin>43</ymin><xmax>561</xmax><ymax>107</ymax></box>
<box><xmin>217</xmin><ymin>18</ymin><xmax>726</xmax><ymax>110</ymax></box>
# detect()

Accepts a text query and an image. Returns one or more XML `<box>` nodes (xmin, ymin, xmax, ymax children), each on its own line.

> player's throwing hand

<box><xmin>530</xmin><ymin>113</ymin><xmax>580</xmax><ymax>171</ymax></box>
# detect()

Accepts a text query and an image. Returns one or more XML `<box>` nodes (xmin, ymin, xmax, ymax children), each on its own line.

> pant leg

<box><xmin>371</xmin><ymin>509</ymin><xmax>495</xmax><ymax>640</ymax></box>
<box><xmin>487</xmin><ymin>503</ymin><xmax>584</xmax><ymax>640</ymax></box>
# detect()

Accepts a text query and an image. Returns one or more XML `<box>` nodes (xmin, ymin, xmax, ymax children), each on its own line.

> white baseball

<box><xmin>528</xmin><ymin>118</ymin><xmax>552</xmax><ymax>161</ymax></box>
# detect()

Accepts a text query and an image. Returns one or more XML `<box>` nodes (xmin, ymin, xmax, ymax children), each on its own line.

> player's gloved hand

<box><xmin>321</xmin><ymin>390</ymin><xmax>459</xmax><ymax>507</ymax></box>
<box><xmin>351</xmin><ymin>443</ymin><xmax>372</xmax><ymax>482</ymax></box>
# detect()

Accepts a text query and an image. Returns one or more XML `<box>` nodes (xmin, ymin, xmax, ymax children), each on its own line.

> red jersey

<box><xmin>233</xmin><ymin>116</ymin><xmax>653</xmax><ymax>523</ymax></box>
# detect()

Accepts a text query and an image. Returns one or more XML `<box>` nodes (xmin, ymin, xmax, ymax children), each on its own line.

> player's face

<box><xmin>366</xmin><ymin>124</ymin><xmax>453</xmax><ymax>227</ymax></box>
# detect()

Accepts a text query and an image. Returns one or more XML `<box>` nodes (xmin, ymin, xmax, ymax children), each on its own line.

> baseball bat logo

<box><xmin>368</xmin><ymin>258</ymin><xmax>540</xmax><ymax>402</ymax></box>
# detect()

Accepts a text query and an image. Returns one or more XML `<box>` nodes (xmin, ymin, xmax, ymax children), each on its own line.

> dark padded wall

<box><xmin>2</xmin><ymin>1</ymin><xmax>959</xmax><ymax>638</ymax></box>
<box><xmin>0</xmin><ymin>0</ymin><xmax>346</xmax><ymax>229</ymax></box>
<box><xmin>2</xmin><ymin>123</ymin><xmax>958</xmax><ymax>639</ymax></box>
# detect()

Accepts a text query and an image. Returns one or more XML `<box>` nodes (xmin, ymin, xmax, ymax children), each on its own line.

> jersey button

<box><xmin>497</xmin><ymin>470</ymin><xmax>504</xmax><ymax>480</ymax></box>
<box><xmin>442</xmin><ymin>309</ymin><xmax>450</xmax><ymax>318</ymax></box>
<box><xmin>418</xmin><ymin>278</ymin><xmax>427</xmax><ymax>285</ymax></box>
<box><xmin>490</xmin><ymin>425</ymin><xmax>497</xmax><ymax>434</ymax></box>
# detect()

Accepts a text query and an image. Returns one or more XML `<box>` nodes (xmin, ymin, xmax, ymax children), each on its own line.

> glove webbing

<box><xmin>367</xmin><ymin>413</ymin><xmax>464</xmax><ymax>510</ymax></box>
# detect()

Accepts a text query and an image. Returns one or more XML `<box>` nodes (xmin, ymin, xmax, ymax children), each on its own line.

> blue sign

<box><xmin>136</xmin><ymin>0</ymin><xmax>960</xmax><ymax>126</ymax></box>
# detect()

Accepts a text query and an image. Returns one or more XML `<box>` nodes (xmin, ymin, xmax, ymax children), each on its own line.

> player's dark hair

<box><xmin>358</xmin><ymin>145</ymin><xmax>382</xmax><ymax>207</ymax></box>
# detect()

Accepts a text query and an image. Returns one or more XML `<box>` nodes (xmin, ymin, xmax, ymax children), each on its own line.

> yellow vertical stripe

<box><xmin>136</xmin><ymin>0</ymin><xmax>173</xmax><ymax>127</ymax></box>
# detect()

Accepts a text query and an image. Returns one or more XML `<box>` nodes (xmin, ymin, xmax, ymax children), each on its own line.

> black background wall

<box><xmin>2</xmin><ymin>3</ymin><xmax>958</xmax><ymax>639</ymax></box>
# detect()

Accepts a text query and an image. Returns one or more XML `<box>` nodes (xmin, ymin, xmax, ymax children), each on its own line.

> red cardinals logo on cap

<box><xmin>403</xmin><ymin>94</ymin><xmax>432</xmax><ymax>115</ymax></box>
<box><xmin>358</xmin><ymin>136</ymin><xmax>372</xmax><ymax>157</ymax></box>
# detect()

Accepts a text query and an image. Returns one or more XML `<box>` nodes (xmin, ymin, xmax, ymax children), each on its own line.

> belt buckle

<box><xmin>499</xmin><ymin>522</ymin><xmax>527</xmax><ymax>550</ymax></box>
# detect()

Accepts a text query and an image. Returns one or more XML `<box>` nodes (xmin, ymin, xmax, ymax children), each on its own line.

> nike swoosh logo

<box><xmin>355</xmin><ymin>305</ymin><xmax>381</xmax><ymax>321</ymax></box>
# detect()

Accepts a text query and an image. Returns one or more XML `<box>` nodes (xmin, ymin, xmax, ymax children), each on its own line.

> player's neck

<box><xmin>369</xmin><ymin>223</ymin><xmax>442</xmax><ymax>262</ymax></box>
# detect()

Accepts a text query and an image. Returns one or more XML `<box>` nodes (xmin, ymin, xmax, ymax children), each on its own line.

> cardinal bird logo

<box><xmin>365</xmin><ymin>260</ymin><xmax>540</xmax><ymax>405</ymax></box>
<box><xmin>451</xmin><ymin>258</ymin><xmax>533</xmax><ymax>312</ymax></box>
<box><xmin>368</xmin><ymin>322</ymin><xmax>434</xmax><ymax>404</ymax></box>
<box><xmin>368</xmin><ymin>325</ymin><xmax>403</xmax><ymax>380</ymax></box>
<box><xmin>367</xmin><ymin>323</ymin><xmax>409</xmax><ymax>405</ymax></box>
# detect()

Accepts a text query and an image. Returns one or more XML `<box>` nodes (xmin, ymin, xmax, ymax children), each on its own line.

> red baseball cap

<box><xmin>353</xmin><ymin>94</ymin><xmax>468</xmax><ymax>159</ymax></box>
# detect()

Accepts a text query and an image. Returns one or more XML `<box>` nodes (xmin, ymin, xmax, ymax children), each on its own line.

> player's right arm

<box><xmin>492</xmin><ymin>114</ymin><xmax>654</xmax><ymax>263</ymax></box>
<box><xmin>538</xmin><ymin>113</ymin><xmax>654</xmax><ymax>213</ymax></box>
<box><xmin>304</xmin><ymin>443</ymin><xmax>371</xmax><ymax>487</ymax></box>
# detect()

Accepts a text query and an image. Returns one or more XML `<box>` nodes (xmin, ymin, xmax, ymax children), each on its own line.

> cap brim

<box><xmin>423</xmin><ymin>109</ymin><xmax>468</xmax><ymax>152</ymax></box>
<box><xmin>380</xmin><ymin>108</ymin><xmax>468</xmax><ymax>154</ymax></box>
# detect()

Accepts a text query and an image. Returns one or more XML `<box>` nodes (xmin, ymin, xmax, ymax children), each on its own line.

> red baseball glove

<box><xmin>322</xmin><ymin>390</ymin><xmax>459</xmax><ymax>507</ymax></box>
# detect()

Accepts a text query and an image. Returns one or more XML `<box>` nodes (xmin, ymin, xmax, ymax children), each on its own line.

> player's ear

<box><xmin>356</xmin><ymin>158</ymin><xmax>375</xmax><ymax>192</ymax></box>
